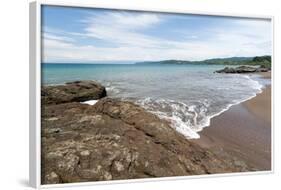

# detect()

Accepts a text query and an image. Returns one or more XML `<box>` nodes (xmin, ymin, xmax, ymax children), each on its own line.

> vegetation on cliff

<box><xmin>136</xmin><ymin>55</ymin><xmax>271</xmax><ymax>69</ymax></box>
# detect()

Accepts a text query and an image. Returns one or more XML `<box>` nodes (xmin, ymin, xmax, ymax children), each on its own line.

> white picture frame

<box><xmin>29</xmin><ymin>0</ymin><xmax>274</xmax><ymax>189</ymax></box>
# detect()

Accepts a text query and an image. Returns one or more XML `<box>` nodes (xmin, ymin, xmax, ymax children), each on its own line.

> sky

<box><xmin>41</xmin><ymin>5</ymin><xmax>272</xmax><ymax>63</ymax></box>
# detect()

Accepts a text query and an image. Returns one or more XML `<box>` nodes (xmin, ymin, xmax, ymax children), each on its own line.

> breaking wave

<box><xmin>135</xmin><ymin>76</ymin><xmax>264</xmax><ymax>139</ymax></box>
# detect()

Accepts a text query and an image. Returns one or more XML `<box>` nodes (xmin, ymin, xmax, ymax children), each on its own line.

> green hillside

<box><xmin>136</xmin><ymin>55</ymin><xmax>271</xmax><ymax>69</ymax></box>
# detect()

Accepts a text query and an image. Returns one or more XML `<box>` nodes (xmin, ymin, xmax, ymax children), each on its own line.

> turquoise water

<box><xmin>42</xmin><ymin>63</ymin><xmax>270</xmax><ymax>138</ymax></box>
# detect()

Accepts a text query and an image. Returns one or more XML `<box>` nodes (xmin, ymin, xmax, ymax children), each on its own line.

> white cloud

<box><xmin>43</xmin><ymin>33</ymin><xmax>75</xmax><ymax>43</ymax></box>
<box><xmin>43</xmin><ymin>35</ymin><xmax>264</xmax><ymax>62</ymax></box>
<box><xmin>83</xmin><ymin>11</ymin><xmax>160</xmax><ymax>29</ymax></box>
<box><xmin>104</xmin><ymin>12</ymin><xmax>160</xmax><ymax>28</ymax></box>
<box><xmin>42</xmin><ymin>12</ymin><xmax>272</xmax><ymax>63</ymax></box>
<box><xmin>81</xmin><ymin>11</ymin><xmax>164</xmax><ymax>48</ymax></box>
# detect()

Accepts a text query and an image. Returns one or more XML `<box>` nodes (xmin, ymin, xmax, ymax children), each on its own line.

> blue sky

<box><xmin>42</xmin><ymin>5</ymin><xmax>272</xmax><ymax>63</ymax></box>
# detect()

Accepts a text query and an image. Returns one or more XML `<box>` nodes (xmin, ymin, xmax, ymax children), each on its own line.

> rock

<box><xmin>113</xmin><ymin>161</ymin><xmax>125</xmax><ymax>172</ymax></box>
<box><xmin>43</xmin><ymin>127</ymin><xmax>61</xmax><ymax>134</ymax></box>
<box><xmin>42</xmin><ymin>81</ymin><xmax>106</xmax><ymax>104</ymax></box>
<box><xmin>41</xmin><ymin>95</ymin><xmax>253</xmax><ymax>184</ymax></box>
<box><xmin>256</xmin><ymin>67</ymin><xmax>270</xmax><ymax>72</ymax></box>
<box><xmin>215</xmin><ymin>65</ymin><xmax>269</xmax><ymax>73</ymax></box>
<box><xmin>216</xmin><ymin>67</ymin><xmax>236</xmax><ymax>73</ymax></box>
<box><xmin>44</xmin><ymin>171</ymin><xmax>60</xmax><ymax>184</ymax></box>
<box><xmin>79</xmin><ymin>150</ymin><xmax>91</xmax><ymax>169</ymax></box>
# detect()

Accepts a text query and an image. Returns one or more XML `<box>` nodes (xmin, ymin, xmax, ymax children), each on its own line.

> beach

<box><xmin>39</xmin><ymin>5</ymin><xmax>273</xmax><ymax>185</ymax></box>
<box><xmin>41</xmin><ymin>66</ymin><xmax>272</xmax><ymax>184</ymax></box>
<box><xmin>192</xmin><ymin>73</ymin><xmax>271</xmax><ymax>170</ymax></box>
<box><xmin>42</xmin><ymin>81</ymin><xmax>258</xmax><ymax>184</ymax></box>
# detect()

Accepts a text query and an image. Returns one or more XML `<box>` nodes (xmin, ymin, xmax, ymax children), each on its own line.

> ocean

<box><xmin>42</xmin><ymin>63</ymin><xmax>271</xmax><ymax>139</ymax></box>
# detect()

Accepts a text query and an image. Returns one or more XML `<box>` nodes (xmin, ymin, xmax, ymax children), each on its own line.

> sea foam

<box><xmin>44</xmin><ymin>64</ymin><xmax>268</xmax><ymax>139</ymax></box>
<box><xmin>136</xmin><ymin>75</ymin><xmax>265</xmax><ymax>139</ymax></box>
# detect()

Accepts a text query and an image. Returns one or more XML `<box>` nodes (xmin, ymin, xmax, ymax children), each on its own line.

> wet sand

<box><xmin>192</xmin><ymin>74</ymin><xmax>271</xmax><ymax>171</ymax></box>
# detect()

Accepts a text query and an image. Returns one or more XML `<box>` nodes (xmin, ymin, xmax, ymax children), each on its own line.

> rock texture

<box><xmin>215</xmin><ymin>65</ymin><xmax>269</xmax><ymax>74</ymax></box>
<box><xmin>41</xmin><ymin>81</ymin><xmax>106</xmax><ymax>104</ymax></box>
<box><xmin>41</xmin><ymin>81</ymin><xmax>253</xmax><ymax>184</ymax></box>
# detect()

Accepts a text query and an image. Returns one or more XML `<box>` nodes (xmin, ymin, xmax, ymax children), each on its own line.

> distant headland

<box><xmin>136</xmin><ymin>55</ymin><xmax>271</xmax><ymax>69</ymax></box>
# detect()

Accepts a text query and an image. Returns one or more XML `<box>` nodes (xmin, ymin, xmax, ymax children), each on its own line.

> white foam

<box><xmin>161</xmin><ymin>114</ymin><xmax>200</xmax><ymax>139</ymax></box>
<box><xmin>136</xmin><ymin>98</ymin><xmax>205</xmax><ymax>139</ymax></box>
<box><xmin>106</xmin><ymin>86</ymin><xmax>120</xmax><ymax>94</ymax></box>
<box><xmin>136</xmin><ymin>75</ymin><xmax>265</xmax><ymax>139</ymax></box>
<box><xmin>81</xmin><ymin>100</ymin><xmax>99</xmax><ymax>105</ymax></box>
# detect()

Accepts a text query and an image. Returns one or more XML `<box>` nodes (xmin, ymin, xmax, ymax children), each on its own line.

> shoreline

<box><xmin>41</xmin><ymin>73</ymin><xmax>272</xmax><ymax>183</ymax></box>
<box><xmin>199</xmin><ymin>71</ymin><xmax>271</xmax><ymax>132</ymax></box>
<box><xmin>42</xmin><ymin>80</ymin><xmax>256</xmax><ymax>184</ymax></box>
<box><xmin>191</xmin><ymin>74</ymin><xmax>271</xmax><ymax>170</ymax></box>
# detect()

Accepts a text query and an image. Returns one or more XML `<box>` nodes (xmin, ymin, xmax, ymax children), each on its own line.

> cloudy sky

<box><xmin>42</xmin><ymin>5</ymin><xmax>272</xmax><ymax>63</ymax></box>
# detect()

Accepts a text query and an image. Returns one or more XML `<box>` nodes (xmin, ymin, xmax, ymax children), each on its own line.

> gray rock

<box><xmin>41</xmin><ymin>96</ymin><xmax>253</xmax><ymax>184</ymax></box>
<box><xmin>256</xmin><ymin>67</ymin><xmax>270</xmax><ymax>72</ymax></box>
<box><xmin>41</xmin><ymin>81</ymin><xmax>254</xmax><ymax>184</ymax></box>
<box><xmin>215</xmin><ymin>65</ymin><xmax>269</xmax><ymax>73</ymax></box>
<box><xmin>44</xmin><ymin>172</ymin><xmax>60</xmax><ymax>184</ymax></box>
<box><xmin>42</xmin><ymin>81</ymin><xmax>106</xmax><ymax>104</ymax></box>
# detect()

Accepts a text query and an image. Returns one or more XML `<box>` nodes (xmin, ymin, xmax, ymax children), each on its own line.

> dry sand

<box><xmin>192</xmin><ymin>74</ymin><xmax>271</xmax><ymax>171</ymax></box>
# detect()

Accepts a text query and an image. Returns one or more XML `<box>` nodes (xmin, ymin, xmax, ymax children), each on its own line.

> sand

<box><xmin>192</xmin><ymin>74</ymin><xmax>271</xmax><ymax>171</ymax></box>
<box><xmin>258</xmin><ymin>71</ymin><xmax>272</xmax><ymax>79</ymax></box>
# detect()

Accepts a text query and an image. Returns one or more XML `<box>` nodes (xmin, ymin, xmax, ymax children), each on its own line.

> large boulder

<box><xmin>215</xmin><ymin>65</ymin><xmax>269</xmax><ymax>73</ymax></box>
<box><xmin>41</xmin><ymin>81</ymin><xmax>107</xmax><ymax>104</ymax></box>
<box><xmin>41</xmin><ymin>97</ymin><xmax>252</xmax><ymax>184</ymax></box>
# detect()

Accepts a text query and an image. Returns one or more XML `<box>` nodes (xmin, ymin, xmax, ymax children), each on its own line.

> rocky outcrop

<box><xmin>215</xmin><ymin>65</ymin><xmax>269</xmax><ymax>74</ymax></box>
<box><xmin>41</xmin><ymin>81</ymin><xmax>253</xmax><ymax>184</ymax></box>
<box><xmin>41</xmin><ymin>81</ymin><xmax>106</xmax><ymax>104</ymax></box>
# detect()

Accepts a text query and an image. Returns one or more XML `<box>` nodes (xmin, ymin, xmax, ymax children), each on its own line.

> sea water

<box><xmin>42</xmin><ymin>63</ymin><xmax>270</xmax><ymax>139</ymax></box>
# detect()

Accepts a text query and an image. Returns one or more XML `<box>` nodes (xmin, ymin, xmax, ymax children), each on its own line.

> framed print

<box><xmin>29</xmin><ymin>1</ymin><xmax>273</xmax><ymax>188</ymax></box>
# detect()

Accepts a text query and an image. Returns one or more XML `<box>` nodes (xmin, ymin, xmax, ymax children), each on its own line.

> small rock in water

<box><xmin>215</xmin><ymin>65</ymin><xmax>269</xmax><ymax>73</ymax></box>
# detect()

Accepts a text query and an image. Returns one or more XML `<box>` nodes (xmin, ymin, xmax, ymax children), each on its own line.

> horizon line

<box><xmin>42</xmin><ymin>54</ymin><xmax>271</xmax><ymax>64</ymax></box>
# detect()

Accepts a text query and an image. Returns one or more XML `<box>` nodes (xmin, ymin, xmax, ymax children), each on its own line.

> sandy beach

<box><xmin>192</xmin><ymin>73</ymin><xmax>271</xmax><ymax>171</ymax></box>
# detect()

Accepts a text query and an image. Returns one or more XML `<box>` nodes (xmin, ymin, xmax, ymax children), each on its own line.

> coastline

<box><xmin>192</xmin><ymin>74</ymin><xmax>271</xmax><ymax>170</ymax></box>
<box><xmin>41</xmin><ymin>80</ymin><xmax>263</xmax><ymax>184</ymax></box>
